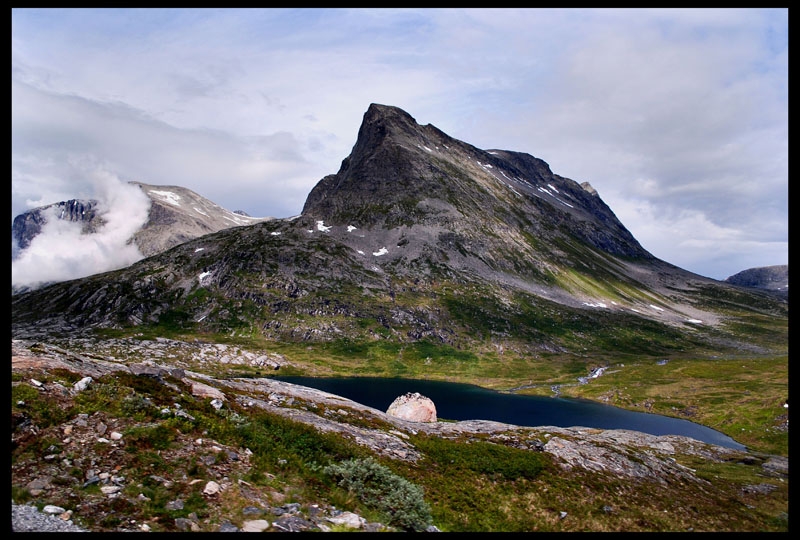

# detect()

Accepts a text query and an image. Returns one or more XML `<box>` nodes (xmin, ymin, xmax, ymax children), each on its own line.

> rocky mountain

<box><xmin>304</xmin><ymin>104</ymin><xmax>648</xmax><ymax>259</ymax></box>
<box><xmin>12</xmin><ymin>181</ymin><xmax>272</xmax><ymax>260</ymax></box>
<box><xmin>724</xmin><ymin>264</ymin><xmax>788</xmax><ymax>297</ymax></box>
<box><xmin>11</xmin><ymin>104</ymin><xmax>787</xmax><ymax>358</ymax></box>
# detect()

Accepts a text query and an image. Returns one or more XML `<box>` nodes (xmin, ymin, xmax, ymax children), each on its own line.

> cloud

<box><xmin>608</xmin><ymin>196</ymin><xmax>787</xmax><ymax>280</ymax></box>
<box><xmin>11</xmin><ymin>167</ymin><xmax>151</xmax><ymax>289</ymax></box>
<box><xmin>449</xmin><ymin>8</ymin><xmax>787</xmax><ymax>279</ymax></box>
<box><xmin>11</xmin><ymin>80</ymin><xmax>324</xmax><ymax>219</ymax></box>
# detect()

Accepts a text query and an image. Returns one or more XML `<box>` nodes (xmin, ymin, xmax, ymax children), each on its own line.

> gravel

<box><xmin>11</xmin><ymin>502</ymin><xmax>89</xmax><ymax>533</ymax></box>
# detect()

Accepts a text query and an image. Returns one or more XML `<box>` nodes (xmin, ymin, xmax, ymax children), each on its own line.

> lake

<box><xmin>273</xmin><ymin>376</ymin><xmax>746</xmax><ymax>450</ymax></box>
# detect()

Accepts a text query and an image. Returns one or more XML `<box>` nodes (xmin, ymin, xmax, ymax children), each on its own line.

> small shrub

<box><xmin>186</xmin><ymin>456</ymin><xmax>207</xmax><ymax>478</ymax></box>
<box><xmin>11</xmin><ymin>485</ymin><xmax>32</xmax><ymax>504</ymax></box>
<box><xmin>121</xmin><ymin>394</ymin><xmax>158</xmax><ymax>420</ymax></box>
<box><xmin>415</xmin><ymin>434</ymin><xmax>545</xmax><ymax>480</ymax></box>
<box><xmin>73</xmin><ymin>382</ymin><xmax>127</xmax><ymax>416</ymax></box>
<box><xmin>124</xmin><ymin>424</ymin><xmax>175</xmax><ymax>450</ymax></box>
<box><xmin>324</xmin><ymin>457</ymin><xmax>432</xmax><ymax>532</ymax></box>
<box><xmin>229</xmin><ymin>410</ymin><xmax>361</xmax><ymax>473</ymax></box>
<box><xmin>11</xmin><ymin>384</ymin><xmax>72</xmax><ymax>428</ymax></box>
<box><xmin>131</xmin><ymin>450</ymin><xmax>174</xmax><ymax>474</ymax></box>
<box><xmin>100</xmin><ymin>515</ymin><xmax>122</xmax><ymax>528</ymax></box>
<box><xmin>183</xmin><ymin>491</ymin><xmax>208</xmax><ymax>518</ymax></box>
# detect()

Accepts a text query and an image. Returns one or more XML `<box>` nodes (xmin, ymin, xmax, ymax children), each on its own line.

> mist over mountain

<box><xmin>11</xmin><ymin>180</ymin><xmax>271</xmax><ymax>292</ymax></box>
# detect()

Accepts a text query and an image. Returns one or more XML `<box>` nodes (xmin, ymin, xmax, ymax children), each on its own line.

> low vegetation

<box><xmin>10</xmin><ymin>353</ymin><xmax>788</xmax><ymax>532</ymax></box>
<box><xmin>554</xmin><ymin>354</ymin><xmax>789</xmax><ymax>456</ymax></box>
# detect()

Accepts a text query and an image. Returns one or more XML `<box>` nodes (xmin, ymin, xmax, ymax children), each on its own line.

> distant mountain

<box><xmin>12</xmin><ymin>104</ymin><xmax>787</xmax><ymax>358</ymax></box>
<box><xmin>126</xmin><ymin>182</ymin><xmax>272</xmax><ymax>257</ymax></box>
<box><xmin>725</xmin><ymin>265</ymin><xmax>788</xmax><ymax>296</ymax></box>
<box><xmin>12</xmin><ymin>181</ymin><xmax>272</xmax><ymax>266</ymax></box>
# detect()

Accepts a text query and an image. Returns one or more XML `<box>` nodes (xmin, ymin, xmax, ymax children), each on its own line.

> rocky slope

<box><xmin>304</xmin><ymin>104</ymin><xmax>648</xmax><ymax>259</ymax></box>
<box><xmin>127</xmin><ymin>182</ymin><xmax>273</xmax><ymax>257</ymax></box>
<box><xmin>10</xmin><ymin>337</ymin><xmax>788</xmax><ymax>532</ymax></box>
<box><xmin>10</xmin><ymin>103</ymin><xmax>788</xmax><ymax>532</ymax></box>
<box><xmin>11</xmin><ymin>105</ymin><xmax>788</xmax><ymax>359</ymax></box>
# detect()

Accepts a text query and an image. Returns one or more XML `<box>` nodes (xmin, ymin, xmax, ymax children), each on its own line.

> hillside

<box><xmin>11</xmin><ymin>104</ymin><xmax>788</xmax><ymax>358</ymax></box>
<box><xmin>11</xmin><ymin>338</ymin><xmax>788</xmax><ymax>532</ymax></box>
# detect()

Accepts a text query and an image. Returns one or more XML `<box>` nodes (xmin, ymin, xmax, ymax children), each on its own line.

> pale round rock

<box><xmin>386</xmin><ymin>392</ymin><xmax>437</xmax><ymax>422</ymax></box>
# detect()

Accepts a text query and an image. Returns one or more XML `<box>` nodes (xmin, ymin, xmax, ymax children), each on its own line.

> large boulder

<box><xmin>386</xmin><ymin>392</ymin><xmax>437</xmax><ymax>423</ymax></box>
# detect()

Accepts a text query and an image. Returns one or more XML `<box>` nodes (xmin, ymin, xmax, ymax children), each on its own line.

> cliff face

<box><xmin>12</xmin><ymin>199</ymin><xmax>103</xmax><ymax>252</ymax></box>
<box><xmin>303</xmin><ymin>103</ymin><xmax>649</xmax><ymax>259</ymax></box>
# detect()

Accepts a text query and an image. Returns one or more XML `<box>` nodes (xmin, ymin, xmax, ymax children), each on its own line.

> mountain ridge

<box><xmin>724</xmin><ymin>264</ymin><xmax>788</xmax><ymax>296</ymax></box>
<box><xmin>303</xmin><ymin>103</ymin><xmax>649</xmax><ymax>260</ymax></box>
<box><xmin>11</xmin><ymin>103</ymin><xmax>787</xmax><ymax>360</ymax></box>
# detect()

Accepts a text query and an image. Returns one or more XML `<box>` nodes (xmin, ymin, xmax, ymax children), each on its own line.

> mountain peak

<box><xmin>302</xmin><ymin>103</ymin><xmax>649</xmax><ymax>260</ymax></box>
<box><xmin>364</xmin><ymin>102</ymin><xmax>419</xmax><ymax>124</ymax></box>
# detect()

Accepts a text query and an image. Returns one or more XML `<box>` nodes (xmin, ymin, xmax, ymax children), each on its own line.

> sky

<box><xmin>11</xmin><ymin>8</ymin><xmax>788</xmax><ymax>286</ymax></box>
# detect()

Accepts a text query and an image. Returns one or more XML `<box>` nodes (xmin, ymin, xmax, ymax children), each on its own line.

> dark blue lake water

<box><xmin>274</xmin><ymin>376</ymin><xmax>746</xmax><ymax>450</ymax></box>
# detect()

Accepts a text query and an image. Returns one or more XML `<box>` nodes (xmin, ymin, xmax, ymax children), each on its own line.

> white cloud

<box><xmin>11</xmin><ymin>80</ymin><xmax>324</xmax><ymax>220</ymax></box>
<box><xmin>11</xmin><ymin>167</ymin><xmax>151</xmax><ymax>288</ymax></box>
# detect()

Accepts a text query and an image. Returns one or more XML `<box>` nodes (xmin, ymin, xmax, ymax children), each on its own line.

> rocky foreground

<box><xmin>11</xmin><ymin>337</ymin><xmax>788</xmax><ymax>532</ymax></box>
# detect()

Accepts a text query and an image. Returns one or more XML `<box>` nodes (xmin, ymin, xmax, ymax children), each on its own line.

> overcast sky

<box><xmin>11</xmin><ymin>8</ymin><xmax>787</xmax><ymax>284</ymax></box>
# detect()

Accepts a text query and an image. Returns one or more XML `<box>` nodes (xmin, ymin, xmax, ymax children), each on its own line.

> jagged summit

<box><xmin>302</xmin><ymin>103</ymin><xmax>461</xmax><ymax>227</ymax></box>
<box><xmin>303</xmin><ymin>103</ymin><xmax>649</xmax><ymax>261</ymax></box>
<box><xmin>12</xmin><ymin>199</ymin><xmax>102</xmax><ymax>254</ymax></box>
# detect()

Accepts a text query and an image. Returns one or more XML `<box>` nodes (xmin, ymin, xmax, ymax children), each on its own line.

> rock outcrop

<box><xmin>12</xmin><ymin>199</ymin><xmax>102</xmax><ymax>252</ymax></box>
<box><xmin>10</xmin><ymin>337</ymin><xmax>788</xmax><ymax>532</ymax></box>
<box><xmin>386</xmin><ymin>392</ymin><xmax>437</xmax><ymax>423</ymax></box>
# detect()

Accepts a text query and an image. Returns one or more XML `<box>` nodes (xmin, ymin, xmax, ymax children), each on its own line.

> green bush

<box><xmin>124</xmin><ymin>423</ymin><xmax>175</xmax><ymax>450</ymax></box>
<box><xmin>414</xmin><ymin>434</ymin><xmax>545</xmax><ymax>480</ymax></box>
<box><xmin>121</xmin><ymin>393</ymin><xmax>158</xmax><ymax>420</ymax></box>
<box><xmin>324</xmin><ymin>457</ymin><xmax>432</xmax><ymax>532</ymax></box>
<box><xmin>12</xmin><ymin>384</ymin><xmax>72</xmax><ymax>428</ymax></box>
<box><xmin>229</xmin><ymin>411</ymin><xmax>360</xmax><ymax>472</ymax></box>
<box><xmin>73</xmin><ymin>382</ymin><xmax>127</xmax><ymax>416</ymax></box>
